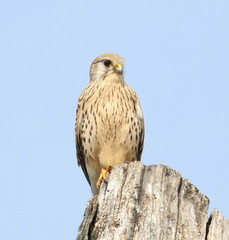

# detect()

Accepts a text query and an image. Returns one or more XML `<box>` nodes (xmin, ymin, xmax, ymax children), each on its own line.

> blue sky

<box><xmin>0</xmin><ymin>0</ymin><xmax>229</xmax><ymax>239</ymax></box>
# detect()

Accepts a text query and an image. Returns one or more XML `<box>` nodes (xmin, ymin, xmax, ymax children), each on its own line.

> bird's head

<box><xmin>90</xmin><ymin>53</ymin><xmax>125</xmax><ymax>83</ymax></box>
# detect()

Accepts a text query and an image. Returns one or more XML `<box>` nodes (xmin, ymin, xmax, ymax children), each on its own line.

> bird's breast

<box><xmin>94</xmin><ymin>85</ymin><xmax>133</xmax><ymax>128</ymax></box>
<box><xmin>79</xmin><ymin>82</ymin><xmax>143</xmax><ymax>169</ymax></box>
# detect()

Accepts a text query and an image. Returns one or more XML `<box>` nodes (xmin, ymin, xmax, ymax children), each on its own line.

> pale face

<box><xmin>90</xmin><ymin>53</ymin><xmax>125</xmax><ymax>82</ymax></box>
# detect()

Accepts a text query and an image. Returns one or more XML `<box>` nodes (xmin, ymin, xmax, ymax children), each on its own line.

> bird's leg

<box><xmin>96</xmin><ymin>167</ymin><xmax>112</xmax><ymax>188</ymax></box>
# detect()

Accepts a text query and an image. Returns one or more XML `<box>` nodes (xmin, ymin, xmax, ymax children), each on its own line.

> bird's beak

<box><xmin>114</xmin><ymin>64</ymin><xmax>123</xmax><ymax>74</ymax></box>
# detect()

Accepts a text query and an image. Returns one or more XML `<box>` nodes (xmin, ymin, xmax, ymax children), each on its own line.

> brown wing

<box><xmin>126</xmin><ymin>85</ymin><xmax>145</xmax><ymax>161</ymax></box>
<box><xmin>136</xmin><ymin>101</ymin><xmax>145</xmax><ymax>161</ymax></box>
<box><xmin>75</xmin><ymin>101</ymin><xmax>91</xmax><ymax>186</ymax></box>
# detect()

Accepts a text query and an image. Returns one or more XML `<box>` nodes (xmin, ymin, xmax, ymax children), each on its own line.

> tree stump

<box><xmin>77</xmin><ymin>162</ymin><xmax>229</xmax><ymax>240</ymax></box>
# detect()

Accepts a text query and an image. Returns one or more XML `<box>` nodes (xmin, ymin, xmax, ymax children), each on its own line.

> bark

<box><xmin>77</xmin><ymin>162</ymin><xmax>229</xmax><ymax>240</ymax></box>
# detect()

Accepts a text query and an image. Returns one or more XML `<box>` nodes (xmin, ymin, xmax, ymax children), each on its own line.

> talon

<box><xmin>96</xmin><ymin>167</ymin><xmax>112</xmax><ymax>188</ymax></box>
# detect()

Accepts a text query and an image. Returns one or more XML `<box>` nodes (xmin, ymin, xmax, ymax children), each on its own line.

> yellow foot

<box><xmin>96</xmin><ymin>167</ymin><xmax>112</xmax><ymax>188</ymax></box>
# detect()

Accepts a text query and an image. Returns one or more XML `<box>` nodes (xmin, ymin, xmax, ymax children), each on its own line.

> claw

<box><xmin>96</xmin><ymin>167</ymin><xmax>112</xmax><ymax>188</ymax></box>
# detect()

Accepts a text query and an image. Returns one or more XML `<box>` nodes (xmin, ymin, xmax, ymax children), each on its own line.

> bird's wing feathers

<box><xmin>128</xmin><ymin>87</ymin><xmax>145</xmax><ymax>161</ymax></box>
<box><xmin>75</xmin><ymin>101</ymin><xmax>91</xmax><ymax>186</ymax></box>
<box><xmin>135</xmin><ymin>100</ymin><xmax>145</xmax><ymax>161</ymax></box>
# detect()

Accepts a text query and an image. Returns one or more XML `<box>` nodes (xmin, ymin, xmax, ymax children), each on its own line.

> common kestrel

<box><xmin>75</xmin><ymin>53</ymin><xmax>144</xmax><ymax>195</ymax></box>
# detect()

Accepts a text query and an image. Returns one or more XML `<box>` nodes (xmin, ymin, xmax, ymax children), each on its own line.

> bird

<box><xmin>75</xmin><ymin>53</ymin><xmax>144</xmax><ymax>195</ymax></box>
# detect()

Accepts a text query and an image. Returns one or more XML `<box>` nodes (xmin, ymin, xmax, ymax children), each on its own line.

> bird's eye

<box><xmin>103</xmin><ymin>60</ymin><xmax>111</xmax><ymax>67</ymax></box>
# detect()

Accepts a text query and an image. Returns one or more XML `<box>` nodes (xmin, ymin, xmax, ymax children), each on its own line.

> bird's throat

<box><xmin>104</xmin><ymin>73</ymin><xmax>124</xmax><ymax>84</ymax></box>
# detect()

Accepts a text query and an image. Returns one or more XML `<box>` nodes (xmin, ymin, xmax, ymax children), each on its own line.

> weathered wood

<box><xmin>206</xmin><ymin>209</ymin><xmax>229</xmax><ymax>240</ymax></box>
<box><xmin>77</xmin><ymin>162</ymin><xmax>228</xmax><ymax>240</ymax></box>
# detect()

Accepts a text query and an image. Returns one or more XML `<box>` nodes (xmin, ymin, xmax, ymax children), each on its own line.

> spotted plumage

<box><xmin>75</xmin><ymin>53</ymin><xmax>144</xmax><ymax>195</ymax></box>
